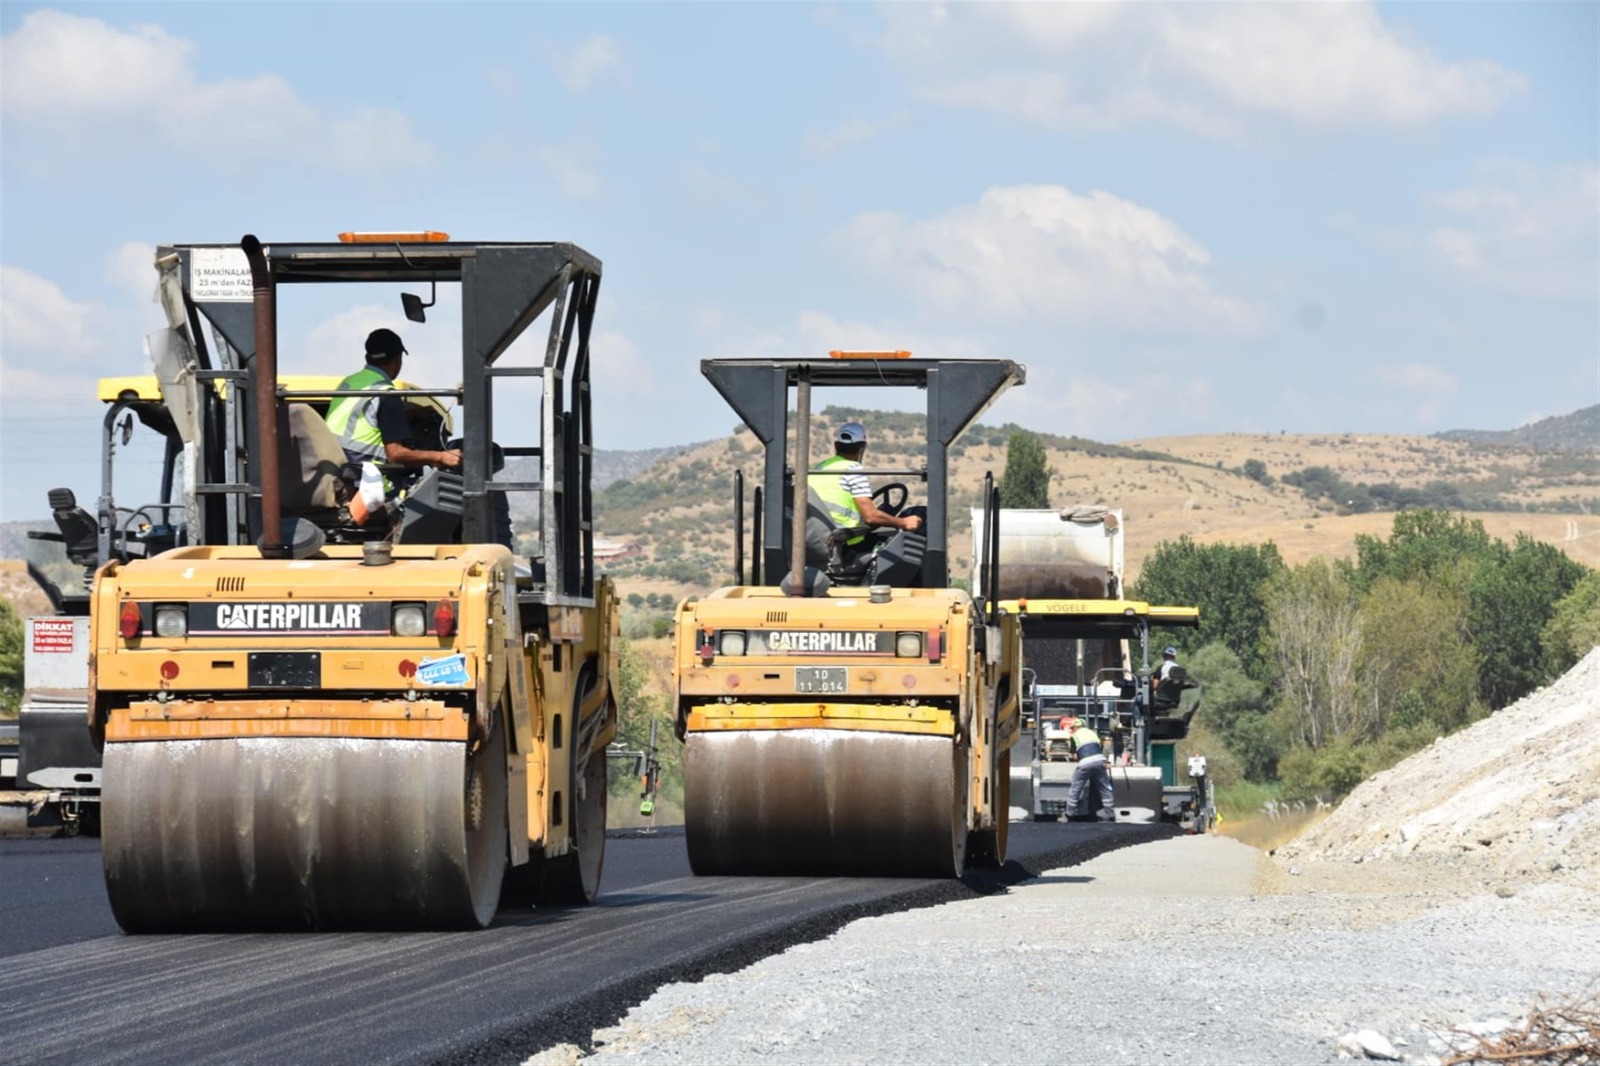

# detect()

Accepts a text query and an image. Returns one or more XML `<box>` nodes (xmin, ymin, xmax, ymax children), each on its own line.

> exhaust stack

<box><xmin>241</xmin><ymin>235</ymin><xmax>285</xmax><ymax>558</ymax></box>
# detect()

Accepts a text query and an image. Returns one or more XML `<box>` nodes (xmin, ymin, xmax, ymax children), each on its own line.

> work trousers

<box><xmin>1065</xmin><ymin>757</ymin><xmax>1114</xmax><ymax>818</ymax></box>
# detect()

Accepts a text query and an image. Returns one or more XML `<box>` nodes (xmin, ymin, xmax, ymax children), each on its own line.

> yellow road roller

<box><xmin>675</xmin><ymin>353</ymin><xmax>1024</xmax><ymax>876</ymax></box>
<box><xmin>89</xmin><ymin>234</ymin><xmax>617</xmax><ymax>930</ymax></box>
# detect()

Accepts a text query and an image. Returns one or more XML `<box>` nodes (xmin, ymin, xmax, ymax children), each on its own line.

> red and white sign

<box><xmin>30</xmin><ymin>618</ymin><xmax>78</xmax><ymax>654</ymax></box>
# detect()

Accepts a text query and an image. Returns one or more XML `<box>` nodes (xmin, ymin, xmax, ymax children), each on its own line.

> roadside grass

<box><xmin>1214</xmin><ymin>780</ymin><xmax>1331</xmax><ymax>850</ymax></box>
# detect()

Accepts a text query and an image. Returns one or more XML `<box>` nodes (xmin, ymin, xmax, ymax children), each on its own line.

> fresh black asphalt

<box><xmin>0</xmin><ymin>822</ymin><xmax>1175</xmax><ymax>1065</ymax></box>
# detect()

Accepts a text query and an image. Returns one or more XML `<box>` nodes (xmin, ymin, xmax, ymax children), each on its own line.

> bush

<box><xmin>1277</xmin><ymin>741</ymin><xmax>1368</xmax><ymax>803</ymax></box>
<box><xmin>1214</xmin><ymin>779</ymin><xmax>1283</xmax><ymax>822</ymax></box>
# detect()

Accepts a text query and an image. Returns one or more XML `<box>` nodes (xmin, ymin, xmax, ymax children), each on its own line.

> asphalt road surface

<box><xmin>1</xmin><ymin>822</ymin><xmax>1173</xmax><ymax>1065</ymax></box>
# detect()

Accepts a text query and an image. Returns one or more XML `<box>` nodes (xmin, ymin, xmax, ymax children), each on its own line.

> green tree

<box><xmin>1541</xmin><ymin>570</ymin><xmax>1600</xmax><ymax>677</ymax></box>
<box><xmin>1277</xmin><ymin>740</ymin><xmax>1368</xmax><ymax>803</ymax></box>
<box><xmin>1346</xmin><ymin>510</ymin><xmax>1495</xmax><ymax>596</ymax></box>
<box><xmin>1469</xmin><ymin>535</ymin><xmax>1586</xmax><ymax>708</ymax></box>
<box><xmin>1132</xmin><ymin>536</ymin><xmax>1285</xmax><ymax>680</ymax></box>
<box><xmin>1240</xmin><ymin>459</ymin><xmax>1272</xmax><ymax>485</ymax></box>
<box><xmin>0</xmin><ymin>598</ymin><xmax>21</xmax><ymax>716</ymax></box>
<box><xmin>1264</xmin><ymin>559</ymin><xmax>1362</xmax><ymax>749</ymax></box>
<box><xmin>1357</xmin><ymin>575</ymin><xmax>1481</xmax><ymax>734</ymax></box>
<box><xmin>998</xmin><ymin>430</ymin><xmax>1051</xmax><ymax>509</ymax></box>
<box><xmin>1185</xmin><ymin>641</ymin><xmax>1279</xmax><ymax>780</ymax></box>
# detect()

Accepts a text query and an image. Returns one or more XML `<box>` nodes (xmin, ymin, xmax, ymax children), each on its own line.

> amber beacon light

<box><xmin>337</xmin><ymin>231</ymin><xmax>451</xmax><ymax>244</ymax></box>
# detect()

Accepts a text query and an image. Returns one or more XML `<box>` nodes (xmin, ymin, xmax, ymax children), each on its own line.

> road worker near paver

<box><xmin>1062</xmin><ymin>717</ymin><xmax>1116</xmax><ymax>823</ymax></box>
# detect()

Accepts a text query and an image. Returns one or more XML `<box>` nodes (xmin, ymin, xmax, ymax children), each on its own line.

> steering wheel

<box><xmin>872</xmin><ymin>482</ymin><xmax>909</xmax><ymax>515</ymax></box>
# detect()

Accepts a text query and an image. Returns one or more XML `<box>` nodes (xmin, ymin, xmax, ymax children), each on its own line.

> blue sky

<box><xmin>2</xmin><ymin>2</ymin><xmax>1596</xmax><ymax>522</ymax></box>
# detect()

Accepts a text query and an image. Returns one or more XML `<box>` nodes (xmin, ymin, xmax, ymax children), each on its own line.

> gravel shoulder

<box><xmin>537</xmin><ymin>652</ymin><xmax>1600</xmax><ymax>1065</ymax></box>
<box><xmin>533</xmin><ymin>835</ymin><xmax>1600</xmax><ymax>1065</ymax></box>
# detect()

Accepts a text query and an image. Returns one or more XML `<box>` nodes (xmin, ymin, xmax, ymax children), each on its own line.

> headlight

<box><xmin>393</xmin><ymin>603</ymin><xmax>427</xmax><ymax>637</ymax></box>
<box><xmin>718</xmin><ymin>630</ymin><xmax>747</xmax><ymax>656</ymax></box>
<box><xmin>153</xmin><ymin>605</ymin><xmax>188</xmax><ymax>637</ymax></box>
<box><xmin>895</xmin><ymin>631</ymin><xmax>923</xmax><ymax>657</ymax></box>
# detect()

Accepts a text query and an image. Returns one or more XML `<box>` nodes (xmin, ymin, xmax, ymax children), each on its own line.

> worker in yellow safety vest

<box><xmin>1062</xmin><ymin>717</ymin><xmax>1116</xmax><ymax>824</ymax></box>
<box><xmin>324</xmin><ymin>328</ymin><xmax>462</xmax><ymax>477</ymax></box>
<box><xmin>809</xmin><ymin>421</ymin><xmax>923</xmax><ymax>548</ymax></box>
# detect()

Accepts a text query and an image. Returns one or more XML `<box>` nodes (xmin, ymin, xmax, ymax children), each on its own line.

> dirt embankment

<box><xmin>1276</xmin><ymin>646</ymin><xmax>1600</xmax><ymax>891</ymax></box>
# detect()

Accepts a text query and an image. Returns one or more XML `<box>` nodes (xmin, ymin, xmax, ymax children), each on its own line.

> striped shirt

<box><xmin>834</xmin><ymin>463</ymin><xmax>870</xmax><ymax>500</ymax></box>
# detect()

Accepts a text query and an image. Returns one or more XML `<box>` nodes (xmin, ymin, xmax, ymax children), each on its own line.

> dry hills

<box><xmin>593</xmin><ymin>418</ymin><xmax>1600</xmax><ymax>597</ymax></box>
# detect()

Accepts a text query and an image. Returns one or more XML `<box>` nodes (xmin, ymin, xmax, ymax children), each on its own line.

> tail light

<box><xmin>433</xmin><ymin>600</ymin><xmax>457</xmax><ymax>637</ymax></box>
<box><xmin>119</xmin><ymin>602</ymin><xmax>142</xmax><ymax>639</ymax></box>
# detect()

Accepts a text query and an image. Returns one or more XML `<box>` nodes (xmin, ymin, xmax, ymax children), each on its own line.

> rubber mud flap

<box><xmin>102</xmin><ymin>736</ymin><xmax>505</xmax><ymax>932</ymax></box>
<box><xmin>684</xmin><ymin>728</ymin><xmax>964</xmax><ymax>878</ymax></box>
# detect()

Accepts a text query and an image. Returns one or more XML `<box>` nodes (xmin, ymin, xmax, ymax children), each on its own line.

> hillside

<box><xmin>5</xmin><ymin>412</ymin><xmax>1597</xmax><ymax>614</ymax></box>
<box><xmin>1437</xmin><ymin>403</ymin><xmax>1600</xmax><ymax>453</ymax></box>
<box><xmin>590</xmin><ymin>411</ymin><xmax>1600</xmax><ymax>598</ymax></box>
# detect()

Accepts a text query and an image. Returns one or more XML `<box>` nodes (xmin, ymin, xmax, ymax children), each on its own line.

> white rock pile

<box><xmin>1277</xmin><ymin>646</ymin><xmax>1600</xmax><ymax>887</ymax></box>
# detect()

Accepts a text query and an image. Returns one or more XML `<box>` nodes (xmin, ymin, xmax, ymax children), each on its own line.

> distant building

<box><xmin>594</xmin><ymin>539</ymin><xmax>641</xmax><ymax>563</ymax></box>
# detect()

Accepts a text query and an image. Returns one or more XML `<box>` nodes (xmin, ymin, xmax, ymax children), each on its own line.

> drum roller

<box><xmin>684</xmin><ymin>729</ymin><xmax>966</xmax><ymax>877</ymax></box>
<box><xmin>102</xmin><ymin>732</ymin><xmax>506</xmax><ymax>932</ymax></box>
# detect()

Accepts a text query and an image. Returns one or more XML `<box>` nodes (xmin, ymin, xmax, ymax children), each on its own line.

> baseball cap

<box><xmin>1163</xmin><ymin>646</ymin><xmax>1177</xmax><ymax>656</ymax></box>
<box><xmin>365</xmin><ymin>328</ymin><xmax>407</xmax><ymax>362</ymax></box>
<box><xmin>835</xmin><ymin>421</ymin><xmax>867</xmax><ymax>445</ymax></box>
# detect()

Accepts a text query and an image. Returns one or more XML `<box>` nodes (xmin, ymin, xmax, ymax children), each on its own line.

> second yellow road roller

<box><xmin>674</xmin><ymin>352</ymin><xmax>1024</xmax><ymax>876</ymax></box>
<box><xmin>89</xmin><ymin>233</ymin><xmax>617</xmax><ymax>930</ymax></box>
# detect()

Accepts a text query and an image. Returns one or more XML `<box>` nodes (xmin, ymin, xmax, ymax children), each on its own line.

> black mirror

<box><xmin>402</xmin><ymin>278</ymin><xmax>437</xmax><ymax>323</ymax></box>
<box><xmin>118</xmin><ymin>412</ymin><xmax>134</xmax><ymax>445</ymax></box>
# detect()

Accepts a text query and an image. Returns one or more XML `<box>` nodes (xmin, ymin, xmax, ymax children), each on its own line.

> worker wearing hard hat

<box><xmin>1155</xmin><ymin>646</ymin><xmax>1181</xmax><ymax>682</ymax></box>
<box><xmin>1062</xmin><ymin>717</ymin><xmax>1115</xmax><ymax>823</ymax></box>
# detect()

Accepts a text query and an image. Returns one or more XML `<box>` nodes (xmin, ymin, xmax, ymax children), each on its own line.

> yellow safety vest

<box><xmin>810</xmin><ymin>454</ymin><xmax>866</xmax><ymax>545</ymax></box>
<box><xmin>1070</xmin><ymin>727</ymin><xmax>1104</xmax><ymax>759</ymax></box>
<box><xmin>324</xmin><ymin>366</ymin><xmax>393</xmax><ymax>464</ymax></box>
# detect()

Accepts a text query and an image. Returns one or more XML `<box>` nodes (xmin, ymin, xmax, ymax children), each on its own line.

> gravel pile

<box><xmin>1277</xmin><ymin>646</ymin><xmax>1600</xmax><ymax>889</ymax></box>
<box><xmin>532</xmin><ymin>650</ymin><xmax>1600</xmax><ymax>1065</ymax></box>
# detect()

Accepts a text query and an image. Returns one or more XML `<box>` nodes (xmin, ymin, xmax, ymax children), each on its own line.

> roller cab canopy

<box><xmin>703</xmin><ymin>355</ymin><xmax>1025</xmax><ymax>591</ymax></box>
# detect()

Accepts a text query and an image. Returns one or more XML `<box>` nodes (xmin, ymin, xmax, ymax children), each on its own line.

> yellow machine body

<box><xmin>91</xmin><ymin>543</ymin><xmax>617</xmax><ymax>930</ymax></box>
<box><xmin>675</xmin><ymin>584</ymin><xmax>1019</xmax><ymax>876</ymax></box>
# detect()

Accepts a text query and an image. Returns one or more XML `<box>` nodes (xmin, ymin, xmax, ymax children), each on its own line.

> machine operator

<box><xmin>809</xmin><ymin>420</ymin><xmax>923</xmax><ymax>549</ymax></box>
<box><xmin>325</xmin><ymin>328</ymin><xmax>462</xmax><ymax>479</ymax></box>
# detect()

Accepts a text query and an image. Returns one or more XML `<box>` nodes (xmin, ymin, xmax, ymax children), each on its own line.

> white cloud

<box><xmin>1423</xmin><ymin>160</ymin><xmax>1600</xmax><ymax>300</ymax></box>
<box><xmin>0</xmin><ymin>265</ymin><xmax>105</xmax><ymax>362</ymax></box>
<box><xmin>828</xmin><ymin>184</ymin><xmax>1262</xmax><ymax>333</ymax></box>
<box><xmin>105</xmin><ymin>243</ymin><xmax>159</xmax><ymax>302</ymax></box>
<box><xmin>0</xmin><ymin>10</ymin><xmax>433</xmax><ymax>173</ymax></box>
<box><xmin>1374</xmin><ymin>361</ymin><xmax>1459</xmax><ymax>423</ymax></box>
<box><xmin>554</xmin><ymin>35</ymin><xmax>625</xmax><ymax>94</ymax></box>
<box><xmin>803</xmin><ymin>113</ymin><xmax>907</xmax><ymax>157</ymax></box>
<box><xmin>591</xmin><ymin>331</ymin><xmax>653</xmax><ymax>396</ymax></box>
<box><xmin>295</xmin><ymin>304</ymin><xmax>463</xmax><ymax>393</ymax></box>
<box><xmin>539</xmin><ymin>145</ymin><xmax>603</xmax><ymax>201</ymax></box>
<box><xmin>876</xmin><ymin>2</ymin><xmax>1526</xmax><ymax>137</ymax></box>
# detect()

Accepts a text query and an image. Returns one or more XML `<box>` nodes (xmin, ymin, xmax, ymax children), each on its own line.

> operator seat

<box><xmin>277</xmin><ymin>403</ymin><xmax>351</xmax><ymax>530</ymax></box>
<box><xmin>1152</xmin><ymin>665</ymin><xmax>1189</xmax><ymax>712</ymax></box>
<box><xmin>47</xmin><ymin>488</ymin><xmax>101</xmax><ymax>569</ymax></box>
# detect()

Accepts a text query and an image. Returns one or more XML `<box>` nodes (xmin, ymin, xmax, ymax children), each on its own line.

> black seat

<box><xmin>1153</xmin><ymin>665</ymin><xmax>1189</xmax><ymax>712</ymax></box>
<box><xmin>47</xmin><ymin>488</ymin><xmax>100</xmax><ymax>568</ymax></box>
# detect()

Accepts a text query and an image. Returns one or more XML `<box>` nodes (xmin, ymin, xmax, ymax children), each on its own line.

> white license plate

<box><xmin>794</xmin><ymin>667</ymin><xmax>848</xmax><ymax>694</ymax></box>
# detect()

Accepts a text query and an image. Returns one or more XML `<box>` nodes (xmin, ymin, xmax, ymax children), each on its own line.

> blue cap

<box><xmin>835</xmin><ymin>421</ymin><xmax>867</xmax><ymax>445</ymax></box>
<box><xmin>1163</xmin><ymin>646</ymin><xmax>1177</xmax><ymax>656</ymax></box>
